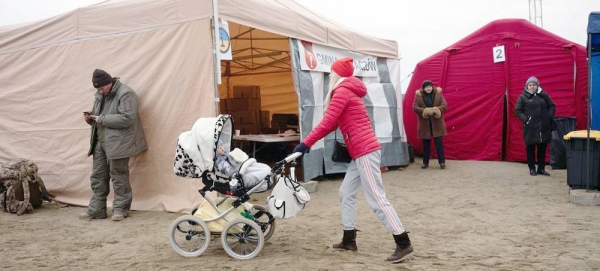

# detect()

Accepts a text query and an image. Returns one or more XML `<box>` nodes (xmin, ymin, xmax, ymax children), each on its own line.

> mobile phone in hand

<box><xmin>83</xmin><ymin>111</ymin><xmax>92</xmax><ymax>115</ymax></box>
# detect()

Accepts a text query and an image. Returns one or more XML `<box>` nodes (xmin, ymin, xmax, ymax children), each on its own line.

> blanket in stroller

<box><xmin>242</xmin><ymin>164</ymin><xmax>271</xmax><ymax>192</ymax></box>
<box><xmin>193</xmin><ymin>197</ymin><xmax>253</xmax><ymax>233</ymax></box>
<box><xmin>216</xmin><ymin>147</ymin><xmax>272</xmax><ymax>193</ymax></box>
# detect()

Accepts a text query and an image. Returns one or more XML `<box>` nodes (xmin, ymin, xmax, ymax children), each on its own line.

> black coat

<box><xmin>515</xmin><ymin>88</ymin><xmax>556</xmax><ymax>144</ymax></box>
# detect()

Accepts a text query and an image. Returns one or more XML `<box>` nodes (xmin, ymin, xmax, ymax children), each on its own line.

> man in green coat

<box><xmin>80</xmin><ymin>69</ymin><xmax>147</xmax><ymax>221</ymax></box>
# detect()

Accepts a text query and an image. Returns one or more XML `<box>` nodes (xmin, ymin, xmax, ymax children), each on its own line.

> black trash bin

<box><xmin>550</xmin><ymin>117</ymin><xmax>576</xmax><ymax>169</ymax></box>
<box><xmin>564</xmin><ymin>130</ymin><xmax>600</xmax><ymax>190</ymax></box>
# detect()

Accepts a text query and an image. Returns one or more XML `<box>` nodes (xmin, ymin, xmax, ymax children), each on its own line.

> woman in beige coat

<box><xmin>413</xmin><ymin>80</ymin><xmax>448</xmax><ymax>169</ymax></box>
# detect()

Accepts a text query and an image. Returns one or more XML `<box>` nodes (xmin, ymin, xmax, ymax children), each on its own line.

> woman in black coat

<box><xmin>515</xmin><ymin>76</ymin><xmax>556</xmax><ymax>176</ymax></box>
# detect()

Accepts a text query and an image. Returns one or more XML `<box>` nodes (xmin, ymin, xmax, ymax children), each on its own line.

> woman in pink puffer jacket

<box><xmin>293</xmin><ymin>58</ymin><xmax>414</xmax><ymax>264</ymax></box>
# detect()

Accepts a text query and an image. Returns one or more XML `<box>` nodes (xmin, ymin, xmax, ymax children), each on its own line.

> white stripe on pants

<box><xmin>339</xmin><ymin>150</ymin><xmax>405</xmax><ymax>235</ymax></box>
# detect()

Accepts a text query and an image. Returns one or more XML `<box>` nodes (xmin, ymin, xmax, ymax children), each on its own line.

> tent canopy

<box><xmin>403</xmin><ymin>19</ymin><xmax>588</xmax><ymax>162</ymax></box>
<box><xmin>0</xmin><ymin>0</ymin><xmax>397</xmax><ymax>58</ymax></box>
<box><xmin>0</xmin><ymin>0</ymin><xmax>399</xmax><ymax>213</ymax></box>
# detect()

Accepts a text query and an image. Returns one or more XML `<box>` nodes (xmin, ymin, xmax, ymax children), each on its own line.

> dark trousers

<box><xmin>89</xmin><ymin>141</ymin><xmax>132</xmax><ymax>217</ymax></box>
<box><xmin>526</xmin><ymin>143</ymin><xmax>547</xmax><ymax>171</ymax></box>
<box><xmin>422</xmin><ymin>136</ymin><xmax>445</xmax><ymax>165</ymax></box>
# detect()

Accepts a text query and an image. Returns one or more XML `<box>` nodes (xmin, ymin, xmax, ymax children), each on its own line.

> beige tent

<box><xmin>0</xmin><ymin>0</ymin><xmax>399</xmax><ymax>212</ymax></box>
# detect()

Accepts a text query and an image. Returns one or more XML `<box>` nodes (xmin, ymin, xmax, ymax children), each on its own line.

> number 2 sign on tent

<box><xmin>493</xmin><ymin>45</ymin><xmax>506</xmax><ymax>63</ymax></box>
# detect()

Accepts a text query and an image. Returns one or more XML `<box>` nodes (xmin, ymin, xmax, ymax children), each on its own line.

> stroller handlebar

<box><xmin>273</xmin><ymin>152</ymin><xmax>303</xmax><ymax>172</ymax></box>
<box><xmin>285</xmin><ymin>152</ymin><xmax>303</xmax><ymax>162</ymax></box>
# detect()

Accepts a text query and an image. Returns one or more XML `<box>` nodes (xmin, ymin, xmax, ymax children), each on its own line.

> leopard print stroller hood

<box><xmin>174</xmin><ymin>115</ymin><xmax>233</xmax><ymax>178</ymax></box>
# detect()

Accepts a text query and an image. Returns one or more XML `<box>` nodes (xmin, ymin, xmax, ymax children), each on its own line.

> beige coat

<box><xmin>87</xmin><ymin>79</ymin><xmax>147</xmax><ymax>159</ymax></box>
<box><xmin>412</xmin><ymin>87</ymin><xmax>448</xmax><ymax>139</ymax></box>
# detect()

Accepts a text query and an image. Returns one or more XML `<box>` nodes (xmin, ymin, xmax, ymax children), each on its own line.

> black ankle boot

<box><xmin>386</xmin><ymin>232</ymin><xmax>414</xmax><ymax>263</ymax></box>
<box><xmin>536</xmin><ymin>169</ymin><xmax>550</xmax><ymax>176</ymax></box>
<box><xmin>332</xmin><ymin>229</ymin><xmax>357</xmax><ymax>251</ymax></box>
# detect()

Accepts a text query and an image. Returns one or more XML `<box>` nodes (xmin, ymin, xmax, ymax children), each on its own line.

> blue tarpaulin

<box><xmin>588</xmin><ymin>12</ymin><xmax>600</xmax><ymax>130</ymax></box>
<box><xmin>589</xmin><ymin>12</ymin><xmax>600</xmax><ymax>33</ymax></box>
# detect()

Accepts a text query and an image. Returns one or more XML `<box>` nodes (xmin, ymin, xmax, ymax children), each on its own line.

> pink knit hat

<box><xmin>331</xmin><ymin>58</ymin><xmax>354</xmax><ymax>77</ymax></box>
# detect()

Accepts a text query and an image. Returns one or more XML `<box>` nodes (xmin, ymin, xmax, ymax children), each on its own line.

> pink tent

<box><xmin>403</xmin><ymin>19</ymin><xmax>588</xmax><ymax>162</ymax></box>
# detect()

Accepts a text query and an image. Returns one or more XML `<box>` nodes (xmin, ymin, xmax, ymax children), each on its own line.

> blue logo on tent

<box><xmin>219</xmin><ymin>27</ymin><xmax>230</xmax><ymax>54</ymax></box>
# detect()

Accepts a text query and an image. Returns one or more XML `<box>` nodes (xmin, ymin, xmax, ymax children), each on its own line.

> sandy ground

<box><xmin>2</xmin><ymin>159</ymin><xmax>600</xmax><ymax>271</ymax></box>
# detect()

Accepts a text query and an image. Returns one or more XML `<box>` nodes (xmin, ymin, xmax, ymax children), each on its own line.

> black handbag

<box><xmin>332</xmin><ymin>132</ymin><xmax>352</xmax><ymax>163</ymax></box>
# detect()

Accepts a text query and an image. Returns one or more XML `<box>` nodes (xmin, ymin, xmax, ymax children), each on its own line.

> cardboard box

<box><xmin>260</xmin><ymin>110</ymin><xmax>270</xmax><ymax>129</ymax></box>
<box><xmin>229</xmin><ymin>98</ymin><xmax>261</xmax><ymax>111</ymax></box>
<box><xmin>233</xmin><ymin>85</ymin><xmax>260</xmax><ymax>99</ymax></box>
<box><xmin>230</xmin><ymin>110</ymin><xmax>259</xmax><ymax>124</ymax></box>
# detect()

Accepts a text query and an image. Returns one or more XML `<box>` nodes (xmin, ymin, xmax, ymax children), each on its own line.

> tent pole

<box><xmin>212</xmin><ymin>0</ymin><xmax>221</xmax><ymax>117</ymax></box>
<box><xmin>226</xmin><ymin>61</ymin><xmax>231</xmax><ymax>100</ymax></box>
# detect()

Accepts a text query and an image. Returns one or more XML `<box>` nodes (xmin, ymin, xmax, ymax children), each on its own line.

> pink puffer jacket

<box><xmin>303</xmin><ymin>77</ymin><xmax>380</xmax><ymax>159</ymax></box>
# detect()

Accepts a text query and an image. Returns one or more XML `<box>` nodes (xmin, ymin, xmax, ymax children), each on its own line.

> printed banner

<box><xmin>219</xmin><ymin>20</ymin><xmax>232</xmax><ymax>60</ymax></box>
<box><xmin>290</xmin><ymin>39</ymin><xmax>408</xmax><ymax>181</ymax></box>
<box><xmin>297</xmin><ymin>40</ymin><xmax>379</xmax><ymax>77</ymax></box>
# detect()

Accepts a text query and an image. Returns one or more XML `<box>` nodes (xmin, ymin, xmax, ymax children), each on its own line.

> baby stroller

<box><xmin>169</xmin><ymin>114</ymin><xmax>302</xmax><ymax>260</ymax></box>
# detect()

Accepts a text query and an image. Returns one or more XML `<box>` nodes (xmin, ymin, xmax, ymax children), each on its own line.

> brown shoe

<box><xmin>387</xmin><ymin>245</ymin><xmax>414</xmax><ymax>263</ymax></box>
<box><xmin>111</xmin><ymin>214</ymin><xmax>126</xmax><ymax>221</ymax></box>
<box><xmin>79</xmin><ymin>212</ymin><xmax>107</xmax><ymax>221</ymax></box>
<box><xmin>386</xmin><ymin>232</ymin><xmax>414</xmax><ymax>263</ymax></box>
<box><xmin>420</xmin><ymin>164</ymin><xmax>428</xmax><ymax>169</ymax></box>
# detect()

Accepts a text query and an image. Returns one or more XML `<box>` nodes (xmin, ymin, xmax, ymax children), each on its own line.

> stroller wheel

<box><xmin>252</xmin><ymin>205</ymin><xmax>276</xmax><ymax>241</ymax></box>
<box><xmin>221</xmin><ymin>218</ymin><xmax>264</xmax><ymax>260</ymax></box>
<box><xmin>169</xmin><ymin>215</ymin><xmax>211</xmax><ymax>257</ymax></box>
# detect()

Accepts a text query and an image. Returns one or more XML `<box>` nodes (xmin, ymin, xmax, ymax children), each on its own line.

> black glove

<box><xmin>293</xmin><ymin>142</ymin><xmax>310</xmax><ymax>154</ymax></box>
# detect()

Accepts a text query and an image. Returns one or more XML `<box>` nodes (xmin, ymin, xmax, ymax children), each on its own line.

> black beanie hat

<box><xmin>92</xmin><ymin>69</ymin><xmax>113</xmax><ymax>88</ymax></box>
<box><xmin>421</xmin><ymin>80</ymin><xmax>434</xmax><ymax>89</ymax></box>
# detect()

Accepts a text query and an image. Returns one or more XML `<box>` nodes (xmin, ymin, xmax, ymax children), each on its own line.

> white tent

<box><xmin>0</xmin><ymin>0</ymin><xmax>406</xmax><ymax>212</ymax></box>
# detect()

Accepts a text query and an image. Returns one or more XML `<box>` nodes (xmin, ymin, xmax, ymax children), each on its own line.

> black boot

<box><xmin>536</xmin><ymin>168</ymin><xmax>550</xmax><ymax>176</ymax></box>
<box><xmin>332</xmin><ymin>229</ymin><xmax>357</xmax><ymax>251</ymax></box>
<box><xmin>386</xmin><ymin>232</ymin><xmax>414</xmax><ymax>263</ymax></box>
<box><xmin>529</xmin><ymin>169</ymin><xmax>537</xmax><ymax>176</ymax></box>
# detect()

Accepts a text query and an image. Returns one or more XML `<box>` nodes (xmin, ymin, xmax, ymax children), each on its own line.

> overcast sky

<box><xmin>0</xmin><ymin>0</ymin><xmax>597</xmax><ymax>92</ymax></box>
